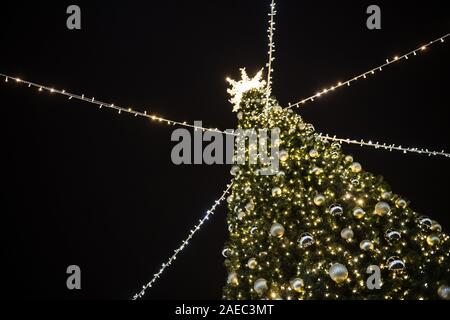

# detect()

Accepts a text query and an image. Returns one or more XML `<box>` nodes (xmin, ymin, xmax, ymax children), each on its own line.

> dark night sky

<box><xmin>0</xmin><ymin>1</ymin><xmax>449</xmax><ymax>300</ymax></box>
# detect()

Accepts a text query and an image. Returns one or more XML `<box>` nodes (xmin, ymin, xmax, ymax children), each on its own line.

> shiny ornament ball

<box><xmin>290</xmin><ymin>278</ymin><xmax>304</xmax><ymax>293</ymax></box>
<box><xmin>270</xmin><ymin>223</ymin><xmax>285</xmax><ymax>238</ymax></box>
<box><xmin>345</xmin><ymin>155</ymin><xmax>354</xmax><ymax>163</ymax></box>
<box><xmin>418</xmin><ymin>216</ymin><xmax>433</xmax><ymax>229</ymax></box>
<box><xmin>237</xmin><ymin>211</ymin><xmax>246</xmax><ymax>220</ymax></box>
<box><xmin>387</xmin><ymin>257</ymin><xmax>406</xmax><ymax>271</ymax></box>
<box><xmin>329</xmin><ymin>204</ymin><xmax>344</xmax><ymax>217</ymax></box>
<box><xmin>341</xmin><ymin>228</ymin><xmax>354</xmax><ymax>240</ymax></box>
<box><xmin>385</xmin><ymin>229</ymin><xmax>401</xmax><ymax>242</ymax></box>
<box><xmin>247</xmin><ymin>258</ymin><xmax>258</xmax><ymax>269</ymax></box>
<box><xmin>374</xmin><ymin>201</ymin><xmax>391</xmax><ymax>216</ymax></box>
<box><xmin>381</xmin><ymin>191</ymin><xmax>392</xmax><ymax>200</ymax></box>
<box><xmin>245</xmin><ymin>202</ymin><xmax>255</xmax><ymax>212</ymax></box>
<box><xmin>350</xmin><ymin>162</ymin><xmax>362</xmax><ymax>173</ymax></box>
<box><xmin>237</xmin><ymin>111</ymin><xmax>243</xmax><ymax>120</ymax></box>
<box><xmin>227</xmin><ymin>272</ymin><xmax>239</xmax><ymax>286</ymax></box>
<box><xmin>226</xmin><ymin>195</ymin><xmax>234</xmax><ymax>204</ymax></box>
<box><xmin>313</xmin><ymin>194</ymin><xmax>326</xmax><ymax>206</ymax></box>
<box><xmin>427</xmin><ymin>234</ymin><xmax>441</xmax><ymax>246</ymax></box>
<box><xmin>230</xmin><ymin>166</ymin><xmax>240</xmax><ymax>176</ymax></box>
<box><xmin>272</xmin><ymin>187</ymin><xmax>282</xmax><ymax>197</ymax></box>
<box><xmin>329</xmin><ymin>263</ymin><xmax>348</xmax><ymax>283</ymax></box>
<box><xmin>438</xmin><ymin>285</ymin><xmax>450</xmax><ymax>300</ymax></box>
<box><xmin>353</xmin><ymin>207</ymin><xmax>366</xmax><ymax>219</ymax></box>
<box><xmin>395</xmin><ymin>198</ymin><xmax>407</xmax><ymax>209</ymax></box>
<box><xmin>254</xmin><ymin>278</ymin><xmax>268</xmax><ymax>295</ymax></box>
<box><xmin>298</xmin><ymin>233</ymin><xmax>315</xmax><ymax>248</ymax></box>
<box><xmin>279</xmin><ymin>150</ymin><xmax>289</xmax><ymax>162</ymax></box>
<box><xmin>360</xmin><ymin>240</ymin><xmax>374</xmax><ymax>251</ymax></box>
<box><xmin>309</xmin><ymin>149</ymin><xmax>320</xmax><ymax>158</ymax></box>
<box><xmin>431</xmin><ymin>221</ymin><xmax>442</xmax><ymax>233</ymax></box>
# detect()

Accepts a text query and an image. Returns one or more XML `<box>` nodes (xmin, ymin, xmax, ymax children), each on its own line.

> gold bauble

<box><xmin>350</xmin><ymin>162</ymin><xmax>362</xmax><ymax>173</ymax></box>
<box><xmin>270</xmin><ymin>223</ymin><xmax>285</xmax><ymax>238</ymax></box>
<box><xmin>314</xmin><ymin>194</ymin><xmax>326</xmax><ymax>206</ymax></box>
<box><xmin>427</xmin><ymin>234</ymin><xmax>441</xmax><ymax>246</ymax></box>
<box><xmin>329</xmin><ymin>263</ymin><xmax>348</xmax><ymax>283</ymax></box>
<box><xmin>247</xmin><ymin>258</ymin><xmax>258</xmax><ymax>269</ymax></box>
<box><xmin>309</xmin><ymin>149</ymin><xmax>320</xmax><ymax>158</ymax></box>
<box><xmin>272</xmin><ymin>187</ymin><xmax>282</xmax><ymax>197</ymax></box>
<box><xmin>353</xmin><ymin>207</ymin><xmax>366</xmax><ymax>219</ymax></box>
<box><xmin>227</xmin><ymin>272</ymin><xmax>239</xmax><ymax>286</ymax></box>
<box><xmin>374</xmin><ymin>201</ymin><xmax>391</xmax><ymax>216</ymax></box>
<box><xmin>345</xmin><ymin>155</ymin><xmax>354</xmax><ymax>163</ymax></box>
<box><xmin>381</xmin><ymin>191</ymin><xmax>392</xmax><ymax>200</ymax></box>
<box><xmin>395</xmin><ymin>198</ymin><xmax>407</xmax><ymax>209</ymax></box>
<box><xmin>279</xmin><ymin>150</ymin><xmax>289</xmax><ymax>162</ymax></box>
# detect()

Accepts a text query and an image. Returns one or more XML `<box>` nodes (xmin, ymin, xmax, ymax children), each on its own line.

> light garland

<box><xmin>0</xmin><ymin>72</ymin><xmax>236</xmax><ymax>136</ymax></box>
<box><xmin>287</xmin><ymin>33</ymin><xmax>450</xmax><ymax>110</ymax></box>
<box><xmin>132</xmin><ymin>182</ymin><xmax>233</xmax><ymax>300</ymax></box>
<box><xmin>318</xmin><ymin>133</ymin><xmax>450</xmax><ymax>158</ymax></box>
<box><xmin>265</xmin><ymin>0</ymin><xmax>277</xmax><ymax>109</ymax></box>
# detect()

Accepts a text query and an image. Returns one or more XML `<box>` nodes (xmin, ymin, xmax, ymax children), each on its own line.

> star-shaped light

<box><xmin>226</xmin><ymin>68</ymin><xmax>266</xmax><ymax>112</ymax></box>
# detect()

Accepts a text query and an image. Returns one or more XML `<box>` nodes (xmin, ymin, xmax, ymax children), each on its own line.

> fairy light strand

<box><xmin>265</xmin><ymin>0</ymin><xmax>277</xmax><ymax>109</ymax></box>
<box><xmin>318</xmin><ymin>133</ymin><xmax>450</xmax><ymax>158</ymax></box>
<box><xmin>132</xmin><ymin>182</ymin><xmax>233</xmax><ymax>300</ymax></box>
<box><xmin>287</xmin><ymin>33</ymin><xmax>450</xmax><ymax>110</ymax></box>
<box><xmin>0</xmin><ymin>72</ymin><xmax>237</xmax><ymax>136</ymax></box>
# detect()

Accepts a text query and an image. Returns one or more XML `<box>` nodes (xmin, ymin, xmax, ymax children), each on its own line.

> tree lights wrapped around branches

<box><xmin>222</xmin><ymin>71</ymin><xmax>450</xmax><ymax>300</ymax></box>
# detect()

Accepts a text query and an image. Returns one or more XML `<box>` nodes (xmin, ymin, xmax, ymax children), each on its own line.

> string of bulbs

<box><xmin>0</xmin><ymin>72</ymin><xmax>236</xmax><ymax>137</ymax></box>
<box><xmin>286</xmin><ymin>33</ymin><xmax>450</xmax><ymax>110</ymax></box>
<box><xmin>265</xmin><ymin>0</ymin><xmax>277</xmax><ymax>109</ymax></box>
<box><xmin>132</xmin><ymin>182</ymin><xmax>233</xmax><ymax>300</ymax></box>
<box><xmin>319</xmin><ymin>133</ymin><xmax>450</xmax><ymax>158</ymax></box>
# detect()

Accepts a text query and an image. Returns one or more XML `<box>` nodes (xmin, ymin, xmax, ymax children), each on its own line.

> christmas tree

<box><xmin>222</xmin><ymin>69</ymin><xmax>450</xmax><ymax>300</ymax></box>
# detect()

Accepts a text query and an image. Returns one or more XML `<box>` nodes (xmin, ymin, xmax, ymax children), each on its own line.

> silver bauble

<box><xmin>230</xmin><ymin>166</ymin><xmax>240</xmax><ymax>176</ymax></box>
<box><xmin>298</xmin><ymin>233</ymin><xmax>315</xmax><ymax>248</ymax></box>
<box><xmin>341</xmin><ymin>228</ymin><xmax>354</xmax><ymax>240</ymax></box>
<box><xmin>270</xmin><ymin>223</ymin><xmax>285</xmax><ymax>238</ymax></box>
<box><xmin>329</xmin><ymin>204</ymin><xmax>344</xmax><ymax>216</ymax></box>
<box><xmin>290</xmin><ymin>278</ymin><xmax>304</xmax><ymax>292</ymax></box>
<box><xmin>254</xmin><ymin>278</ymin><xmax>268</xmax><ymax>295</ymax></box>
<box><xmin>360</xmin><ymin>240</ymin><xmax>374</xmax><ymax>251</ymax></box>
<box><xmin>237</xmin><ymin>111</ymin><xmax>243</xmax><ymax>120</ymax></box>
<box><xmin>385</xmin><ymin>229</ymin><xmax>401</xmax><ymax>242</ymax></box>
<box><xmin>329</xmin><ymin>263</ymin><xmax>348</xmax><ymax>283</ymax></box>
<box><xmin>438</xmin><ymin>285</ymin><xmax>450</xmax><ymax>300</ymax></box>
<box><xmin>387</xmin><ymin>257</ymin><xmax>406</xmax><ymax>271</ymax></box>
<box><xmin>418</xmin><ymin>216</ymin><xmax>433</xmax><ymax>229</ymax></box>
<box><xmin>344</xmin><ymin>155</ymin><xmax>354</xmax><ymax>163</ymax></box>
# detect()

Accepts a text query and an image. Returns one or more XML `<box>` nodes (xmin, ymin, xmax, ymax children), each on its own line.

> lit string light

<box><xmin>132</xmin><ymin>182</ymin><xmax>233</xmax><ymax>300</ymax></box>
<box><xmin>287</xmin><ymin>33</ymin><xmax>450</xmax><ymax>110</ymax></box>
<box><xmin>265</xmin><ymin>0</ymin><xmax>277</xmax><ymax>109</ymax></box>
<box><xmin>318</xmin><ymin>133</ymin><xmax>450</xmax><ymax>158</ymax></box>
<box><xmin>0</xmin><ymin>72</ymin><xmax>236</xmax><ymax>136</ymax></box>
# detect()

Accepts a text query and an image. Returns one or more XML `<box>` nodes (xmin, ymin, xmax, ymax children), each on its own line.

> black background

<box><xmin>0</xmin><ymin>1</ymin><xmax>449</xmax><ymax>300</ymax></box>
